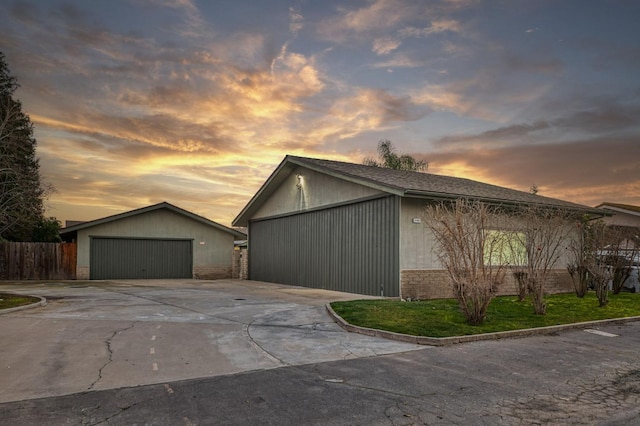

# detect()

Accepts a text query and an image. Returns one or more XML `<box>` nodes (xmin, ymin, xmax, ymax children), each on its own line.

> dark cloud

<box><xmin>436</xmin><ymin>121</ymin><xmax>551</xmax><ymax>146</ymax></box>
<box><xmin>503</xmin><ymin>52</ymin><xmax>564</xmax><ymax>75</ymax></box>
<box><xmin>435</xmin><ymin>97</ymin><xmax>640</xmax><ymax>147</ymax></box>
<box><xmin>554</xmin><ymin>102</ymin><xmax>640</xmax><ymax>133</ymax></box>
<box><xmin>37</xmin><ymin>111</ymin><xmax>231</xmax><ymax>155</ymax></box>
<box><xmin>10</xmin><ymin>1</ymin><xmax>41</xmax><ymax>24</ymax></box>
<box><xmin>376</xmin><ymin>89</ymin><xmax>432</xmax><ymax>122</ymax></box>
<box><xmin>424</xmin><ymin>136</ymin><xmax>640</xmax><ymax>206</ymax></box>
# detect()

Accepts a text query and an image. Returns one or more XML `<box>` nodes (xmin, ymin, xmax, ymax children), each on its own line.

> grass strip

<box><xmin>330</xmin><ymin>292</ymin><xmax>640</xmax><ymax>338</ymax></box>
<box><xmin>0</xmin><ymin>293</ymin><xmax>40</xmax><ymax>310</ymax></box>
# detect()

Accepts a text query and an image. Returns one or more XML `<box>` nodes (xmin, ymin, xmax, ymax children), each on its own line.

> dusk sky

<box><xmin>1</xmin><ymin>0</ymin><xmax>639</xmax><ymax>227</ymax></box>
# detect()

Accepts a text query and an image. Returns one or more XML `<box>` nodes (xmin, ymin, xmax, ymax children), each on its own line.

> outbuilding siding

<box><xmin>73</xmin><ymin>207</ymin><xmax>238</xmax><ymax>279</ymax></box>
<box><xmin>249</xmin><ymin>195</ymin><xmax>400</xmax><ymax>296</ymax></box>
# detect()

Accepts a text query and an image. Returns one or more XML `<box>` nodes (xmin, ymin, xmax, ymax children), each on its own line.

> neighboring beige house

<box><xmin>595</xmin><ymin>202</ymin><xmax>640</xmax><ymax>291</ymax></box>
<box><xmin>596</xmin><ymin>202</ymin><xmax>640</xmax><ymax>227</ymax></box>
<box><xmin>60</xmin><ymin>202</ymin><xmax>245</xmax><ymax>280</ymax></box>
<box><xmin>233</xmin><ymin>155</ymin><xmax>604</xmax><ymax>299</ymax></box>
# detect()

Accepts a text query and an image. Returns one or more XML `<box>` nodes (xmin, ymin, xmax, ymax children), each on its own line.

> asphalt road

<box><xmin>1</xmin><ymin>280</ymin><xmax>640</xmax><ymax>425</ymax></box>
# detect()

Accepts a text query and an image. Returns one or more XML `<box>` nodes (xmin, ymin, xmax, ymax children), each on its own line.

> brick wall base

<box><xmin>232</xmin><ymin>249</ymin><xmax>248</xmax><ymax>279</ymax></box>
<box><xmin>77</xmin><ymin>265</ymin><xmax>231</xmax><ymax>280</ymax></box>
<box><xmin>76</xmin><ymin>266</ymin><xmax>89</xmax><ymax>280</ymax></box>
<box><xmin>193</xmin><ymin>265</ymin><xmax>232</xmax><ymax>280</ymax></box>
<box><xmin>400</xmin><ymin>269</ymin><xmax>574</xmax><ymax>300</ymax></box>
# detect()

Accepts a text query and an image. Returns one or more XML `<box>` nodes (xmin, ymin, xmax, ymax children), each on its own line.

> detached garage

<box><xmin>61</xmin><ymin>202</ymin><xmax>245</xmax><ymax>280</ymax></box>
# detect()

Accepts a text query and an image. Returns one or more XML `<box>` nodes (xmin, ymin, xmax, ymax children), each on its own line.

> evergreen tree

<box><xmin>0</xmin><ymin>52</ymin><xmax>48</xmax><ymax>241</ymax></box>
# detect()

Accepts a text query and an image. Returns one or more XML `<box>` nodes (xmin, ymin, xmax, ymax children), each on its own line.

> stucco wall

<box><xmin>252</xmin><ymin>166</ymin><xmax>383</xmax><ymax>219</ymax></box>
<box><xmin>399</xmin><ymin>197</ymin><xmax>579</xmax><ymax>299</ymax></box>
<box><xmin>602</xmin><ymin>210</ymin><xmax>640</xmax><ymax>227</ymax></box>
<box><xmin>76</xmin><ymin>209</ymin><xmax>235</xmax><ymax>279</ymax></box>
<box><xmin>399</xmin><ymin>198</ymin><xmax>441</xmax><ymax>270</ymax></box>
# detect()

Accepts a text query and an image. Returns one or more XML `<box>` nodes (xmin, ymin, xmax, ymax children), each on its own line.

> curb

<box><xmin>0</xmin><ymin>294</ymin><xmax>47</xmax><ymax>315</ymax></box>
<box><xmin>325</xmin><ymin>303</ymin><xmax>640</xmax><ymax>347</ymax></box>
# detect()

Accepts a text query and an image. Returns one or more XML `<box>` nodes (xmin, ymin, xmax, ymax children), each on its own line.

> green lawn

<box><xmin>330</xmin><ymin>292</ymin><xmax>640</xmax><ymax>338</ymax></box>
<box><xmin>0</xmin><ymin>293</ymin><xmax>40</xmax><ymax>310</ymax></box>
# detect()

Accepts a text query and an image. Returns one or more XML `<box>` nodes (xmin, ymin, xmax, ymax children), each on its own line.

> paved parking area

<box><xmin>0</xmin><ymin>279</ymin><xmax>423</xmax><ymax>403</ymax></box>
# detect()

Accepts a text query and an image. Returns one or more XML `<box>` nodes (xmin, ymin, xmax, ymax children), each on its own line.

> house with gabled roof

<box><xmin>596</xmin><ymin>202</ymin><xmax>640</xmax><ymax>228</ymax></box>
<box><xmin>61</xmin><ymin>201</ymin><xmax>245</xmax><ymax>280</ymax></box>
<box><xmin>233</xmin><ymin>155</ymin><xmax>604</xmax><ymax>299</ymax></box>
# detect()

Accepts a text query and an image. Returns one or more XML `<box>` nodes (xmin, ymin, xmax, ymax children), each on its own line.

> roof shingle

<box><xmin>288</xmin><ymin>156</ymin><xmax>600</xmax><ymax>212</ymax></box>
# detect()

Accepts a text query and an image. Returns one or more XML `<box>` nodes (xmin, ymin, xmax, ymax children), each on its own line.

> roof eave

<box><xmin>60</xmin><ymin>202</ymin><xmax>245</xmax><ymax>238</ymax></box>
<box><xmin>232</xmin><ymin>156</ymin><xmax>405</xmax><ymax>226</ymax></box>
<box><xmin>597</xmin><ymin>205</ymin><xmax>640</xmax><ymax>218</ymax></box>
<box><xmin>404</xmin><ymin>190</ymin><xmax>607</xmax><ymax>217</ymax></box>
<box><xmin>232</xmin><ymin>157</ymin><xmax>297</xmax><ymax>227</ymax></box>
<box><xmin>287</xmin><ymin>157</ymin><xmax>404</xmax><ymax>196</ymax></box>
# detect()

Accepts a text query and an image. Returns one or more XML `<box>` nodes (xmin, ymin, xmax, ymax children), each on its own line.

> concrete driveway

<box><xmin>0</xmin><ymin>279</ymin><xmax>422</xmax><ymax>404</ymax></box>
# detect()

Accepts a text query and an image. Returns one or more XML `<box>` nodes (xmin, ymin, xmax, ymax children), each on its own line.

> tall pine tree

<box><xmin>0</xmin><ymin>52</ymin><xmax>47</xmax><ymax>241</ymax></box>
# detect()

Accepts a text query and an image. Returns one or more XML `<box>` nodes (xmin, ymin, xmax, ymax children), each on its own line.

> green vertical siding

<box><xmin>249</xmin><ymin>196</ymin><xmax>399</xmax><ymax>296</ymax></box>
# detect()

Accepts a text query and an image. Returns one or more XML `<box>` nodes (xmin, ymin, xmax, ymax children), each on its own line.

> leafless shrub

<box><xmin>587</xmin><ymin>221</ymin><xmax>613</xmax><ymax>307</ymax></box>
<box><xmin>424</xmin><ymin>199</ymin><xmax>508</xmax><ymax>326</ymax></box>
<box><xmin>604</xmin><ymin>226</ymin><xmax>639</xmax><ymax>295</ymax></box>
<box><xmin>508</xmin><ymin>206</ymin><xmax>574</xmax><ymax>315</ymax></box>
<box><xmin>567</xmin><ymin>219</ymin><xmax>638</xmax><ymax>305</ymax></box>
<box><xmin>567</xmin><ymin>215</ymin><xmax>596</xmax><ymax>298</ymax></box>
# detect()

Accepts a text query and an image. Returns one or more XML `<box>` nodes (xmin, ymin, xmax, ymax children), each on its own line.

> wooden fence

<box><xmin>0</xmin><ymin>242</ymin><xmax>77</xmax><ymax>280</ymax></box>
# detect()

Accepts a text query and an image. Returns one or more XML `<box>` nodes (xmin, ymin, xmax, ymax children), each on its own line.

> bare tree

<box><xmin>363</xmin><ymin>140</ymin><xmax>427</xmax><ymax>172</ymax></box>
<box><xmin>586</xmin><ymin>221</ymin><xmax>612</xmax><ymax>307</ymax></box>
<box><xmin>567</xmin><ymin>215</ymin><xmax>595</xmax><ymax>298</ymax></box>
<box><xmin>604</xmin><ymin>226</ymin><xmax>639</xmax><ymax>294</ymax></box>
<box><xmin>424</xmin><ymin>199</ymin><xmax>508</xmax><ymax>325</ymax></box>
<box><xmin>507</xmin><ymin>206</ymin><xmax>574</xmax><ymax>315</ymax></box>
<box><xmin>567</xmin><ymin>219</ymin><xmax>638</xmax><ymax>305</ymax></box>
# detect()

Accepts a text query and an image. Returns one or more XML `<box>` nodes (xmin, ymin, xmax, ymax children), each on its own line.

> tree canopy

<box><xmin>363</xmin><ymin>140</ymin><xmax>427</xmax><ymax>172</ymax></box>
<box><xmin>0</xmin><ymin>52</ymin><xmax>52</xmax><ymax>241</ymax></box>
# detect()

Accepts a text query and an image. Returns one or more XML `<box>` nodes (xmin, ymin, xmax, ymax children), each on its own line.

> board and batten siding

<box><xmin>249</xmin><ymin>195</ymin><xmax>400</xmax><ymax>297</ymax></box>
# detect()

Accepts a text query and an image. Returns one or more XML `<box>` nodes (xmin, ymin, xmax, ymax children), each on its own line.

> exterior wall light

<box><xmin>296</xmin><ymin>174</ymin><xmax>303</xmax><ymax>189</ymax></box>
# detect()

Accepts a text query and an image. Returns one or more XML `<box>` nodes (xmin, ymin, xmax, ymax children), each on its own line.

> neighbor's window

<box><xmin>484</xmin><ymin>230</ymin><xmax>527</xmax><ymax>266</ymax></box>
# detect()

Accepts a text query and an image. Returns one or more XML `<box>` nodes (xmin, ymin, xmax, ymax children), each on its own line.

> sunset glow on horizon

<box><xmin>1</xmin><ymin>0</ymin><xmax>638</xmax><ymax>227</ymax></box>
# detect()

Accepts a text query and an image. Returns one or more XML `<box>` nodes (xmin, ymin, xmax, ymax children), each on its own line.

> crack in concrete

<box><xmin>87</xmin><ymin>322</ymin><xmax>137</xmax><ymax>391</ymax></box>
<box><xmin>245</xmin><ymin>320</ymin><xmax>287</xmax><ymax>367</ymax></box>
<box><xmin>339</xmin><ymin>340</ymin><xmax>359</xmax><ymax>360</ymax></box>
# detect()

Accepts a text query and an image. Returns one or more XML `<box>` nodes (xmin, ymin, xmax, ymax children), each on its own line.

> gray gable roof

<box><xmin>60</xmin><ymin>201</ymin><xmax>246</xmax><ymax>238</ymax></box>
<box><xmin>233</xmin><ymin>155</ymin><xmax>604</xmax><ymax>225</ymax></box>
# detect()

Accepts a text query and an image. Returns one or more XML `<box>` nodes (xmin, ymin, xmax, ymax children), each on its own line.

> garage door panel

<box><xmin>90</xmin><ymin>238</ymin><xmax>192</xmax><ymax>279</ymax></box>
